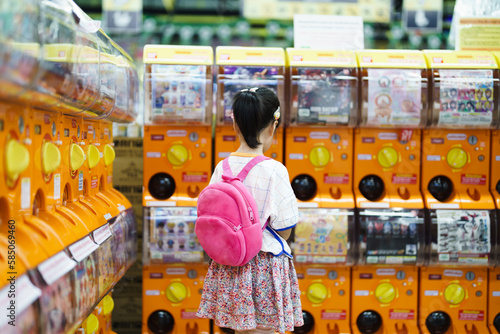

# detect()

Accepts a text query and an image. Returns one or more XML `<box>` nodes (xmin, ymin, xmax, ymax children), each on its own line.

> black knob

<box><xmin>356</xmin><ymin>310</ymin><xmax>382</xmax><ymax>334</ymax></box>
<box><xmin>359</xmin><ymin>175</ymin><xmax>384</xmax><ymax>202</ymax></box>
<box><xmin>294</xmin><ymin>310</ymin><xmax>315</xmax><ymax>334</ymax></box>
<box><xmin>496</xmin><ymin>180</ymin><xmax>500</xmax><ymax>196</ymax></box>
<box><xmin>428</xmin><ymin>176</ymin><xmax>453</xmax><ymax>202</ymax></box>
<box><xmin>220</xmin><ymin>328</ymin><xmax>235</xmax><ymax>334</ymax></box>
<box><xmin>493</xmin><ymin>313</ymin><xmax>500</xmax><ymax>333</ymax></box>
<box><xmin>426</xmin><ymin>311</ymin><xmax>451</xmax><ymax>334</ymax></box>
<box><xmin>291</xmin><ymin>175</ymin><xmax>317</xmax><ymax>202</ymax></box>
<box><xmin>148</xmin><ymin>310</ymin><xmax>174</xmax><ymax>334</ymax></box>
<box><xmin>149</xmin><ymin>173</ymin><xmax>176</xmax><ymax>200</ymax></box>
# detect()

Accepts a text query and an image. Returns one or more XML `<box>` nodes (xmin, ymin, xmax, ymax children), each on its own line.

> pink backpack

<box><xmin>195</xmin><ymin>156</ymin><xmax>269</xmax><ymax>266</ymax></box>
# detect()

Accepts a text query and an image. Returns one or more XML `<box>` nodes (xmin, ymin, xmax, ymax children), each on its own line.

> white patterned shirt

<box><xmin>209</xmin><ymin>153</ymin><xmax>299</xmax><ymax>257</ymax></box>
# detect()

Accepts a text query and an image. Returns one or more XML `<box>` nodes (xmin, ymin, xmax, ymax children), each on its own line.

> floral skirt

<box><xmin>197</xmin><ymin>252</ymin><xmax>304</xmax><ymax>334</ymax></box>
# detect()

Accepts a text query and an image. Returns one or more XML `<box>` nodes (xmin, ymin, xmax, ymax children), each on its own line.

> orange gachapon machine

<box><xmin>419</xmin><ymin>50</ymin><xmax>499</xmax><ymax>334</ymax></box>
<box><xmin>215</xmin><ymin>46</ymin><xmax>285</xmax><ymax>164</ymax></box>
<box><xmin>284</xmin><ymin>48</ymin><xmax>358</xmax><ymax>334</ymax></box>
<box><xmin>352</xmin><ymin>50</ymin><xmax>429</xmax><ymax>334</ymax></box>
<box><xmin>142</xmin><ymin>44</ymin><xmax>214</xmax><ymax>334</ymax></box>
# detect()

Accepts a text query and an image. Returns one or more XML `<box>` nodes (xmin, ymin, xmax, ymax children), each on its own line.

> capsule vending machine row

<box><xmin>351</xmin><ymin>50</ymin><xmax>429</xmax><ymax>334</ymax></box>
<box><xmin>419</xmin><ymin>50</ymin><xmax>499</xmax><ymax>334</ymax></box>
<box><xmin>215</xmin><ymin>46</ymin><xmax>285</xmax><ymax>164</ymax></box>
<box><xmin>284</xmin><ymin>48</ymin><xmax>358</xmax><ymax>334</ymax></box>
<box><xmin>142</xmin><ymin>45</ymin><xmax>214</xmax><ymax>334</ymax></box>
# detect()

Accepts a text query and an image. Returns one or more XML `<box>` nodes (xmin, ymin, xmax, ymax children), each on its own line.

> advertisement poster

<box><xmin>110</xmin><ymin>217</ymin><xmax>127</xmax><ymax>280</ymax></box>
<box><xmin>72</xmin><ymin>252</ymin><xmax>98</xmax><ymax>321</ymax></box>
<box><xmin>364</xmin><ymin>216</ymin><xmax>420</xmax><ymax>264</ymax></box>
<box><xmin>438</xmin><ymin>69</ymin><xmax>494</xmax><ymax>126</ymax></box>
<box><xmin>97</xmin><ymin>238</ymin><xmax>114</xmax><ymax>297</ymax></box>
<box><xmin>296</xmin><ymin>68</ymin><xmax>352</xmax><ymax>124</ymax></box>
<box><xmin>222</xmin><ymin>66</ymin><xmax>279</xmax><ymax>122</ymax></box>
<box><xmin>367</xmin><ymin>69</ymin><xmax>422</xmax><ymax>126</ymax></box>
<box><xmin>293</xmin><ymin>209</ymin><xmax>349</xmax><ymax>264</ymax></box>
<box><xmin>151</xmin><ymin>64</ymin><xmax>206</xmax><ymax>123</ymax></box>
<box><xmin>149</xmin><ymin>207</ymin><xmax>203</xmax><ymax>263</ymax></box>
<box><xmin>39</xmin><ymin>274</ymin><xmax>74</xmax><ymax>334</ymax></box>
<box><xmin>436</xmin><ymin>210</ymin><xmax>491</xmax><ymax>264</ymax></box>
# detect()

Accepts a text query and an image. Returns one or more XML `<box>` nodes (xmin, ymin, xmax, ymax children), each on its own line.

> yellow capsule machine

<box><xmin>352</xmin><ymin>50</ymin><xmax>429</xmax><ymax>334</ymax></box>
<box><xmin>215</xmin><ymin>46</ymin><xmax>286</xmax><ymax>164</ymax></box>
<box><xmin>285</xmin><ymin>48</ymin><xmax>357</xmax><ymax>334</ymax></box>
<box><xmin>142</xmin><ymin>45</ymin><xmax>214</xmax><ymax>334</ymax></box>
<box><xmin>419</xmin><ymin>50</ymin><xmax>499</xmax><ymax>334</ymax></box>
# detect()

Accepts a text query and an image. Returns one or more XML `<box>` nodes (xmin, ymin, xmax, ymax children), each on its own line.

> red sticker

<box><xmin>392</xmin><ymin>174</ymin><xmax>417</xmax><ymax>185</ymax></box>
<box><xmin>294</xmin><ymin>136</ymin><xmax>307</xmax><ymax>143</ymax></box>
<box><xmin>389</xmin><ymin>309</ymin><xmax>415</xmax><ymax>320</ymax></box>
<box><xmin>321</xmin><ymin>310</ymin><xmax>346</xmax><ymax>320</ymax></box>
<box><xmin>459</xmin><ymin>310</ymin><xmax>484</xmax><ymax>321</ymax></box>
<box><xmin>399</xmin><ymin>129</ymin><xmax>413</xmax><ymax>142</ymax></box>
<box><xmin>324</xmin><ymin>173</ymin><xmax>349</xmax><ymax>184</ymax></box>
<box><xmin>461</xmin><ymin>174</ymin><xmax>486</xmax><ymax>185</ymax></box>
<box><xmin>91</xmin><ymin>175</ymin><xmax>98</xmax><ymax>189</ymax></box>
<box><xmin>181</xmin><ymin>309</ymin><xmax>199</xmax><ymax>319</ymax></box>
<box><xmin>431</xmin><ymin>138</ymin><xmax>444</xmax><ymax>144</ymax></box>
<box><xmin>182</xmin><ymin>172</ymin><xmax>208</xmax><ymax>183</ymax></box>
<box><xmin>223</xmin><ymin>136</ymin><xmax>236</xmax><ymax>142</ymax></box>
<box><xmin>151</xmin><ymin>134</ymin><xmax>164</xmax><ymax>141</ymax></box>
<box><xmin>362</xmin><ymin>137</ymin><xmax>375</xmax><ymax>143</ymax></box>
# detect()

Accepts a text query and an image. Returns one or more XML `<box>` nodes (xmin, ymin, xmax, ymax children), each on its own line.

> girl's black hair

<box><xmin>231</xmin><ymin>87</ymin><xmax>280</xmax><ymax>149</ymax></box>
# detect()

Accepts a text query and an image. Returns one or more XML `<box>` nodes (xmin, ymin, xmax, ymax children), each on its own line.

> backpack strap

<box><xmin>222</xmin><ymin>155</ymin><xmax>270</xmax><ymax>181</ymax></box>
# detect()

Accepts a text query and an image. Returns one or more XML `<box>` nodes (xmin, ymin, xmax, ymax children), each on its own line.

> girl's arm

<box><xmin>276</xmin><ymin>228</ymin><xmax>292</xmax><ymax>241</ymax></box>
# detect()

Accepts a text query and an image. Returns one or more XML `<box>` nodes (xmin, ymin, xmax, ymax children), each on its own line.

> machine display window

<box><xmin>293</xmin><ymin>67</ymin><xmax>354</xmax><ymax>125</ymax></box>
<box><xmin>358</xmin><ymin>209</ymin><xmax>425</xmax><ymax>266</ymax></box>
<box><xmin>220</xmin><ymin>65</ymin><xmax>279</xmax><ymax>123</ymax></box>
<box><xmin>437</xmin><ymin>69</ymin><xmax>495</xmax><ymax>127</ymax></box>
<box><xmin>149</xmin><ymin>64</ymin><xmax>207</xmax><ymax>123</ymax></box>
<box><xmin>145</xmin><ymin>207</ymin><xmax>204</xmax><ymax>264</ymax></box>
<box><xmin>435</xmin><ymin>210</ymin><xmax>492</xmax><ymax>264</ymax></box>
<box><xmin>292</xmin><ymin>208</ymin><xmax>353</xmax><ymax>265</ymax></box>
<box><xmin>366</xmin><ymin>69</ymin><xmax>423</xmax><ymax>127</ymax></box>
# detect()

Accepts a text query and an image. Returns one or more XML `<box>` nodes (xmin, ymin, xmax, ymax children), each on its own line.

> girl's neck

<box><xmin>235</xmin><ymin>142</ymin><xmax>263</xmax><ymax>156</ymax></box>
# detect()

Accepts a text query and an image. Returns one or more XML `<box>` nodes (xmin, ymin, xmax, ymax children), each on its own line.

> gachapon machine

<box><xmin>352</xmin><ymin>50</ymin><xmax>429</xmax><ymax>334</ymax></box>
<box><xmin>215</xmin><ymin>46</ymin><xmax>285</xmax><ymax>164</ymax></box>
<box><xmin>419</xmin><ymin>50</ymin><xmax>499</xmax><ymax>334</ymax></box>
<box><xmin>291</xmin><ymin>209</ymin><xmax>355</xmax><ymax>334</ymax></box>
<box><xmin>285</xmin><ymin>48</ymin><xmax>358</xmax><ymax>208</ymax></box>
<box><xmin>142</xmin><ymin>45</ymin><xmax>213</xmax><ymax>207</ymax></box>
<box><xmin>142</xmin><ymin>207</ymin><xmax>209</xmax><ymax>334</ymax></box>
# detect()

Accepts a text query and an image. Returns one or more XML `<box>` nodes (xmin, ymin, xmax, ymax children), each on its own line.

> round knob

<box><xmin>5</xmin><ymin>139</ymin><xmax>30</xmax><ymax>183</ymax></box>
<box><xmin>148</xmin><ymin>310</ymin><xmax>174</xmax><ymax>334</ymax></box>
<box><xmin>102</xmin><ymin>295</ymin><xmax>114</xmax><ymax>315</ymax></box>
<box><xmin>294</xmin><ymin>310</ymin><xmax>315</xmax><ymax>334</ymax></box>
<box><xmin>149</xmin><ymin>173</ymin><xmax>176</xmax><ymax>200</ymax></box>
<box><xmin>291</xmin><ymin>174</ymin><xmax>317</xmax><ymax>202</ymax></box>
<box><xmin>493</xmin><ymin>313</ymin><xmax>500</xmax><ymax>333</ymax></box>
<box><xmin>85</xmin><ymin>313</ymin><xmax>99</xmax><ymax>334</ymax></box>
<box><xmin>104</xmin><ymin>144</ymin><xmax>115</xmax><ymax>166</ymax></box>
<box><xmin>496</xmin><ymin>180</ymin><xmax>500</xmax><ymax>196</ymax></box>
<box><xmin>167</xmin><ymin>144</ymin><xmax>189</xmax><ymax>166</ymax></box>
<box><xmin>359</xmin><ymin>175</ymin><xmax>385</xmax><ymax>201</ymax></box>
<box><xmin>356</xmin><ymin>310</ymin><xmax>382</xmax><ymax>334</ymax></box>
<box><xmin>69</xmin><ymin>143</ymin><xmax>85</xmax><ymax>171</ymax></box>
<box><xmin>220</xmin><ymin>328</ymin><xmax>235</xmax><ymax>334</ymax></box>
<box><xmin>87</xmin><ymin>145</ymin><xmax>100</xmax><ymax>169</ymax></box>
<box><xmin>306</xmin><ymin>282</ymin><xmax>328</xmax><ymax>304</ymax></box>
<box><xmin>444</xmin><ymin>283</ymin><xmax>465</xmax><ymax>305</ymax></box>
<box><xmin>375</xmin><ymin>282</ymin><xmax>396</xmax><ymax>304</ymax></box>
<box><xmin>309</xmin><ymin>147</ymin><xmax>330</xmax><ymax>168</ymax></box>
<box><xmin>428</xmin><ymin>175</ymin><xmax>453</xmax><ymax>202</ymax></box>
<box><xmin>446</xmin><ymin>147</ymin><xmax>467</xmax><ymax>169</ymax></box>
<box><xmin>425</xmin><ymin>311</ymin><xmax>451</xmax><ymax>334</ymax></box>
<box><xmin>165</xmin><ymin>282</ymin><xmax>188</xmax><ymax>303</ymax></box>
<box><xmin>42</xmin><ymin>142</ymin><xmax>61</xmax><ymax>174</ymax></box>
<box><xmin>377</xmin><ymin>147</ymin><xmax>399</xmax><ymax>168</ymax></box>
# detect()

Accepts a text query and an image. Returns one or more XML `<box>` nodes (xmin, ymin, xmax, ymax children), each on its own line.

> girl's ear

<box><xmin>270</xmin><ymin>120</ymin><xmax>278</xmax><ymax>135</ymax></box>
<box><xmin>233</xmin><ymin>119</ymin><xmax>240</xmax><ymax>135</ymax></box>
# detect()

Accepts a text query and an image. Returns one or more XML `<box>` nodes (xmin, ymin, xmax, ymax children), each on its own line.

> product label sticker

<box><xmin>438</xmin><ymin>69</ymin><xmax>494</xmax><ymax>126</ymax></box>
<box><xmin>182</xmin><ymin>172</ymin><xmax>208</xmax><ymax>183</ymax></box>
<box><xmin>181</xmin><ymin>309</ymin><xmax>199</xmax><ymax>319</ymax></box>
<box><xmin>389</xmin><ymin>309</ymin><xmax>415</xmax><ymax>320</ymax></box>
<box><xmin>93</xmin><ymin>223</ymin><xmax>113</xmax><ymax>245</ymax></box>
<box><xmin>367</xmin><ymin>69</ymin><xmax>422</xmax><ymax>126</ymax></box>
<box><xmin>38</xmin><ymin>252</ymin><xmax>77</xmax><ymax>286</ymax></box>
<box><xmin>21</xmin><ymin>177</ymin><xmax>31</xmax><ymax>209</ymax></box>
<box><xmin>78</xmin><ymin>171</ymin><xmax>84</xmax><ymax>191</ymax></box>
<box><xmin>296</xmin><ymin>67</ymin><xmax>352</xmax><ymax>125</ymax></box>
<box><xmin>91</xmin><ymin>175</ymin><xmax>98</xmax><ymax>189</ymax></box>
<box><xmin>53</xmin><ymin>173</ymin><xmax>61</xmax><ymax>200</ymax></box>
<box><xmin>149</xmin><ymin>207</ymin><xmax>203</xmax><ymax>264</ymax></box>
<box><xmin>293</xmin><ymin>209</ymin><xmax>349</xmax><ymax>264</ymax></box>
<box><xmin>460</xmin><ymin>174</ymin><xmax>486</xmax><ymax>185</ymax></box>
<box><xmin>364</xmin><ymin>214</ymin><xmax>421</xmax><ymax>264</ymax></box>
<box><xmin>436</xmin><ymin>210</ymin><xmax>491</xmax><ymax>263</ymax></box>
<box><xmin>0</xmin><ymin>274</ymin><xmax>41</xmax><ymax>328</ymax></box>
<box><xmin>222</xmin><ymin>66</ymin><xmax>279</xmax><ymax>122</ymax></box>
<box><xmin>321</xmin><ymin>310</ymin><xmax>347</xmax><ymax>320</ymax></box>
<box><xmin>68</xmin><ymin>236</ymin><xmax>99</xmax><ymax>262</ymax></box>
<box><xmin>151</xmin><ymin>65</ymin><xmax>207</xmax><ymax>123</ymax></box>
<box><xmin>324</xmin><ymin>173</ymin><xmax>349</xmax><ymax>184</ymax></box>
<box><xmin>392</xmin><ymin>173</ymin><xmax>417</xmax><ymax>185</ymax></box>
<box><xmin>458</xmin><ymin>310</ymin><xmax>484</xmax><ymax>321</ymax></box>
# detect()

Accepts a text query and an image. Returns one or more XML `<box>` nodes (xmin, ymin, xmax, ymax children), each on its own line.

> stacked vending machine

<box><xmin>215</xmin><ymin>46</ymin><xmax>285</xmax><ymax>164</ymax></box>
<box><xmin>352</xmin><ymin>50</ymin><xmax>428</xmax><ymax>334</ymax></box>
<box><xmin>285</xmin><ymin>48</ymin><xmax>357</xmax><ymax>334</ymax></box>
<box><xmin>142</xmin><ymin>45</ymin><xmax>214</xmax><ymax>334</ymax></box>
<box><xmin>419</xmin><ymin>50</ymin><xmax>498</xmax><ymax>334</ymax></box>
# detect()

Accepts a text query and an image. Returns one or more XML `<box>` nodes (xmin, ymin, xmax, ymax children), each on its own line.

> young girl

<box><xmin>196</xmin><ymin>87</ymin><xmax>303</xmax><ymax>334</ymax></box>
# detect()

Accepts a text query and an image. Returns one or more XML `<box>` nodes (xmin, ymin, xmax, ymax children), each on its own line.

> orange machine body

<box><xmin>215</xmin><ymin>46</ymin><xmax>286</xmax><ymax>165</ymax></box>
